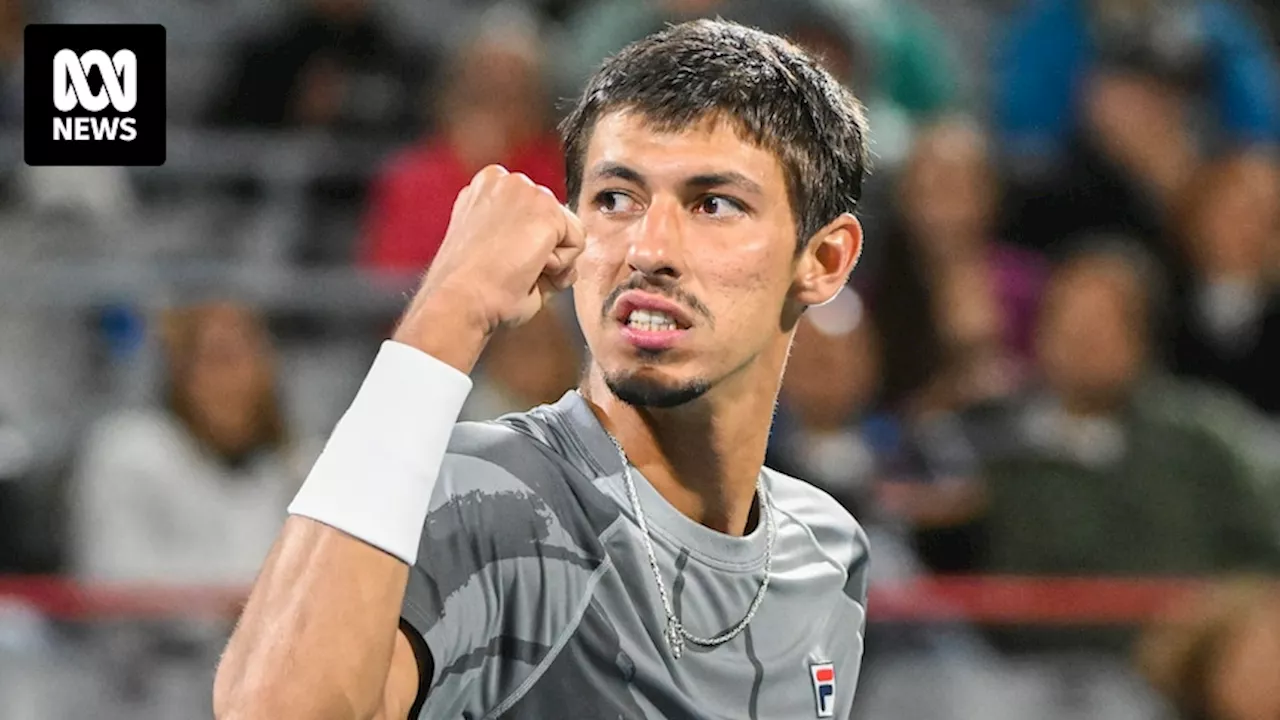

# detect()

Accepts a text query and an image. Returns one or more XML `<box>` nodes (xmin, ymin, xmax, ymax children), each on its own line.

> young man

<box><xmin>214</xmin><ymin>19</ymin><xmax>871</xmax><ymax>720</ymax></box>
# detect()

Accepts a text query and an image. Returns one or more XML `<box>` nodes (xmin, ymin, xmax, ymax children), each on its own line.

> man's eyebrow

<box><xmin>685</xmin><ymin>172</ymin><xmax>764</xmax><ymax>196</ymax></box>
<box><xmin>586</xmin><ymin>162</ymin><xmax>648</xmax><ymax>190</ymax></box>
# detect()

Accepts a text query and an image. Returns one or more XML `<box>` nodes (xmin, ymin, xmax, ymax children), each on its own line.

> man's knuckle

<box><xmin>479</xmin><ymin>164</ymin><xmax>509</xmax><ymax>182</ymax></box>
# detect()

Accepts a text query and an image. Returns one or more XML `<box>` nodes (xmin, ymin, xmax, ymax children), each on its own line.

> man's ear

<box><xmin>792</xmin><ymin>213</ymin><xmax>863</xmax><ymax>306</ymax></box>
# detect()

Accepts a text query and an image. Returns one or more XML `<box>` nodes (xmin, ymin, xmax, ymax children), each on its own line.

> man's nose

<box><xmin>626</xmin><ymin>196</ymin><xmax>684</xmax><ymax>279</ymax></box>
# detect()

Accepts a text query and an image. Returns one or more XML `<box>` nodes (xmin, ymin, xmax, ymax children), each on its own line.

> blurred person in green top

<box><xmin>975</xmin><ymin>239</ymin><xmax>1280</xmax><ymax>578</ymax></box>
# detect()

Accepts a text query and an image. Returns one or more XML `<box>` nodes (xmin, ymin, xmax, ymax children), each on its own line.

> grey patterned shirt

<box><xmin>400</xmin><ymin>391</ymin><xmax>870</xmax><ymax>719</ymax></box>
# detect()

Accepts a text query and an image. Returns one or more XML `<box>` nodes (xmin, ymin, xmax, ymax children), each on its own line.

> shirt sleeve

<box><xmin>399</xmin><ymin>444</ymin><xmax>594</xmax><ymax>718</ymax></box>
<box><xmin>843</xmin><ymin>526</ymin><xmax>871</xmax><ymax>610</ymax></box>
<box><xmin>399</xmin><ymin>452</ymin><xmax>513</xmax><ymax>713</ymax></box>
<box><xmin>842</xmin><ymin>523</ymin><xmax>871</xmax><ymax>720</ymax></box>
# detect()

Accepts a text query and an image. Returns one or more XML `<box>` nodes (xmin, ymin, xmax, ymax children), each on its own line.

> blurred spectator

<box><xmin>822</xmin><ymin>0</ymin><xmax>958</xmax><ymax>118</ymax></box>
<box><xmin>770</xmin><ymin>290</ymin><xmax>943</xmax><ymax>586</ymax></box>
<box><xmin>769</xmin><ymin>288</ymin><xmax>899</xmax><ymax>521</ymax></box>
<box><xmin>0</xmin><ymin>414</ymin><xmax>38</xmax><ymax>572</ymax></box>
<box><xmin>777</xmin><ymin>278</ymin><xmax>992</xmax><ymax>572</ymax></box>
<box><xmin>978</xmin><ymin>241</ymin><xmax>1280</xmax><ymax>577</ymax></box>
<box><xmin>874</xmin><ymin>250</ymin><xmax>1013</xmax><ymax>572</ymax></box>
<box><xmin>358</xmin><ymin>2</ymin><xmax>563</xmax><ymax>272</ymax></box>
<box><xmin>555</xmin><ymin>0</ymin><xmax>958</xmax><ymax>166</ymax></box>
<box><xmin>16</xmin><ymin>165</ymin><xmax>137</xmax><ymax>220</ymax></box>
<box><xmin>997</xmin><ymin>0</ymin><xmax>1280</xmax><ymax>259</ymax></box>
<box><xmin>461</xmin><ymin>298</ymin><xmax>581</xmax><ymax>421</ymax></box>
<box><xmin>1168</xmin><ymin>153</ymin><xmax>1280</xmax><ymax>414</ymax></box>
<box><xmin>205</xmin><ymin>0</ymin><xmax>423</xmax><ymax>138</ymax></box>
<box><xmin>66</xmin><ymin>305</ymin><xmax>313</xmax><ymax>712</ymax></box>
<box><xmin>531</xmin><ymin>0</ymin><xmax>594</xmax><ymax>25</ymax></box>
<box><xmin>744</xmin><ymin>0</ymin><xmax>959</xmax><ymax>166</ymax></box>
<box><xmin>873</xmin><ymin>120</ymin><xmax>1044</xmax><ymax>412</ymax></box>
<box><xmin>553</xmin><ymin>0</ymin><xmax>730</xmax><ymax>99</ymax></box>
<box><xmin>0</xmin><ymin>0</ymin><xmax>20</xmax><ymax>125</ymax></box>
<box><xmin>908</xmin><ymin>0</ymin><xmax>1021</xmax><ymax>106</ymax></box>
<box><xmin>806</xmin><ymin>0</ymin><xmax>960</xmax><ymax>165</ymax></box>
<box><xmin>854</xmin><ymin>122</ymin><xmax>1045</xmax><ymax>572</ymax></box>
<box><xmin>70</xmin><ymin>302</ymin><xmax>308</xmax><ymax>586</ymax></box>
<box><xmin>1246</xmin><ymin>0</ymin><xmax>1280</xmax><ymax>50</ymax></box>
<box><xmin>1137</xmin><ymin>579</ymin><xmax>1280</xmax><ymax>720</ymax></box>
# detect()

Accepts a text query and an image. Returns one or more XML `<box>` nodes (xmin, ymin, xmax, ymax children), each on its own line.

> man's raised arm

<box><xmin>211</xmin><ymin>166</ymin><xmax>584</xmax><ymax>719</ymax></box>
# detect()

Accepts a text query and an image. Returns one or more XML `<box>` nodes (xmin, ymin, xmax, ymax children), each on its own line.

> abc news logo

<box><xmin>25</xmin><ymin>24</ymin><xmax>165</xmax><ymax>166</ymax></box>
<box><xmin>53</xmin><ymin>49</ymin><xmax>139</xmax><ymax>142</ymax></box>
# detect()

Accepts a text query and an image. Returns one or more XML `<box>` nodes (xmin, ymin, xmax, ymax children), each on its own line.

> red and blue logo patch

<box><xmin>810</xmin><ymin>662</ymin><xmax>835</xmax><ymax>717</ymax></box>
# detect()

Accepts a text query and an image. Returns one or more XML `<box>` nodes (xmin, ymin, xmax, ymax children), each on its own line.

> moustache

<box><xmin>601</xmin><ymin>274</ymin><xmax>714</xmax><ymax>327</ymax></box>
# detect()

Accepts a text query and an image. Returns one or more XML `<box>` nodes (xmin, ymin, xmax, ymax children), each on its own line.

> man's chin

<box><xmin>604</xmin><ymin>371</ymin><xmax>711</xmax><ymax>409</ymax></box>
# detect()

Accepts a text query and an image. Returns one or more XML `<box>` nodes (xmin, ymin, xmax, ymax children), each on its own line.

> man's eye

<box><xmin>595</xmin><ymin>191</ymin><xmax>639</xmax><ymax>214</ymax></box>
<box><xmin>694</xmin><ymin>195</ymin><xmax>746</xmax><ymax>217</ymax></box>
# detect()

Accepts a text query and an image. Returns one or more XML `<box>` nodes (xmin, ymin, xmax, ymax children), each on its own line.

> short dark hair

<box><xmin>559</xmin><ymin>19</ymin><xmax>870</xmax><ymax>252</ymax></box>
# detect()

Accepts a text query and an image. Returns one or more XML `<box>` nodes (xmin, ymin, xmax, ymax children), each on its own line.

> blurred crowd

<box><xmin>3</xmin><ymin>0</ymin><xmax>1280</xmax><ymax>717</ymax></box>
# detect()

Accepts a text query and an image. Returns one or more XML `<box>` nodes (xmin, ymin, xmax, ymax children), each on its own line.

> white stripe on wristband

<box><xmin>287</xmin><ymin>340</ymin><xmax>473</xmax><ymax>565</ymax></box>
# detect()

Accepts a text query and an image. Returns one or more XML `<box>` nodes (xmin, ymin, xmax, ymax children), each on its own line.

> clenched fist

<box><xmin>393</xmin><ymin>165</ymin><xmax>586</xmax><ymax>373</ymax></box>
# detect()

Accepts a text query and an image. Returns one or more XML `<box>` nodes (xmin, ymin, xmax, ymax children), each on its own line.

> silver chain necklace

<box><xmin>604</xmin><ymin>431</ymin><xmax>776</xmax><ymax>659</ymax></box>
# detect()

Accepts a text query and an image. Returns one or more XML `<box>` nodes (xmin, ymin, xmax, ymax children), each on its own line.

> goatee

<box><xmin>605</xmin><ymin>372</ymin><xmax>711</xmax><ymax>408</ymax></box>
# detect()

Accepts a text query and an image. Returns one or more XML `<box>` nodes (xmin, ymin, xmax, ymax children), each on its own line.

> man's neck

<box><xmin>579</xmin><ymin>368</ymin><xmax>779</xmax><ymax>537</ymax></box>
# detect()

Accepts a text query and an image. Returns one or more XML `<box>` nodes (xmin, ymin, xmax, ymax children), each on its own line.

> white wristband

<box><xmin>288</xmin><ymin>340</ymin><xmax>473</xmax><ymax>565</ymax></box>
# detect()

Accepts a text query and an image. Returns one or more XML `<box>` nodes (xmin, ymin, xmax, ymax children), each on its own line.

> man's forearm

<box><xmin>215</xmin><ymin>338</ymin><xmax>477</xmax><ymax>718</ymax></box>
<box><xmin>214</xmin><ymin>516</ymin><xmax>411</xmax><ymax>720</ymax></box>
<box><xmin>212</xmin><ymin>163</ymin><xmax>578</xmax><ymax>718</ymax></box>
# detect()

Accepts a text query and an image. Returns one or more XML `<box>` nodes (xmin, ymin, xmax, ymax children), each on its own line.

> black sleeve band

<box><xmin>398</xmin><ymin>617</ymin><xmax>433</xmax><ymax>719</ymax></box>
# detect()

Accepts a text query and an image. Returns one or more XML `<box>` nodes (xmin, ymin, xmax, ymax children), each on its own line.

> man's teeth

<box><xmin>627</xmin><ymin>308</ymin><xmax>679</xmax><ymax>331</ymax></box>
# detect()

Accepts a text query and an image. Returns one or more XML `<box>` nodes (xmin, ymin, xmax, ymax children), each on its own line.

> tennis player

<box><xmin>215</xmin><ymin>18</ymin><xmax>870</xmax><ymax>720</ymax></box>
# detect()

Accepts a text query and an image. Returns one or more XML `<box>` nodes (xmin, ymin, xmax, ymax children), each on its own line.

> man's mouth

<box><xmin>611</xmin><ymin>292</ymin><xmax>696</xmax><ymax>331</ymax></box>
<box><xmin>624</xmin><ymin>308</ymin><xmax>680</xmax><ymax>332</ymax></box>
<box><xmin>610</xmin><ymin>292</ymin><xmax>695</xmax><ymax>352</ymax></box>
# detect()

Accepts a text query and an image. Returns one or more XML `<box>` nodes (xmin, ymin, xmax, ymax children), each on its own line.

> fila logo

<box><xmin>810</xmin><ymin>662</ymin><xmax>836</xmax><ymax>717</ymax></box>
<box><xmin>53</xmin><ymin>49</ymin><xmax>138</xmax><ymax>112</ymax></box>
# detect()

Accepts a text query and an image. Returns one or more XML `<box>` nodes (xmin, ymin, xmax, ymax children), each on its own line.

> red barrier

<box><xmin>0</xmin><ymin>576</ymin><xmax>245</xmax><ymax>621</ymax></box>
<box><xmin>867</xmin><ymin>576</ymin><xmax>1229</xmax><ymax>624</ymax></box>
<box><xmin>2</xmin><ymin>575</ymin><xmax>1274</xmax><ymax>624</ymax></box>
